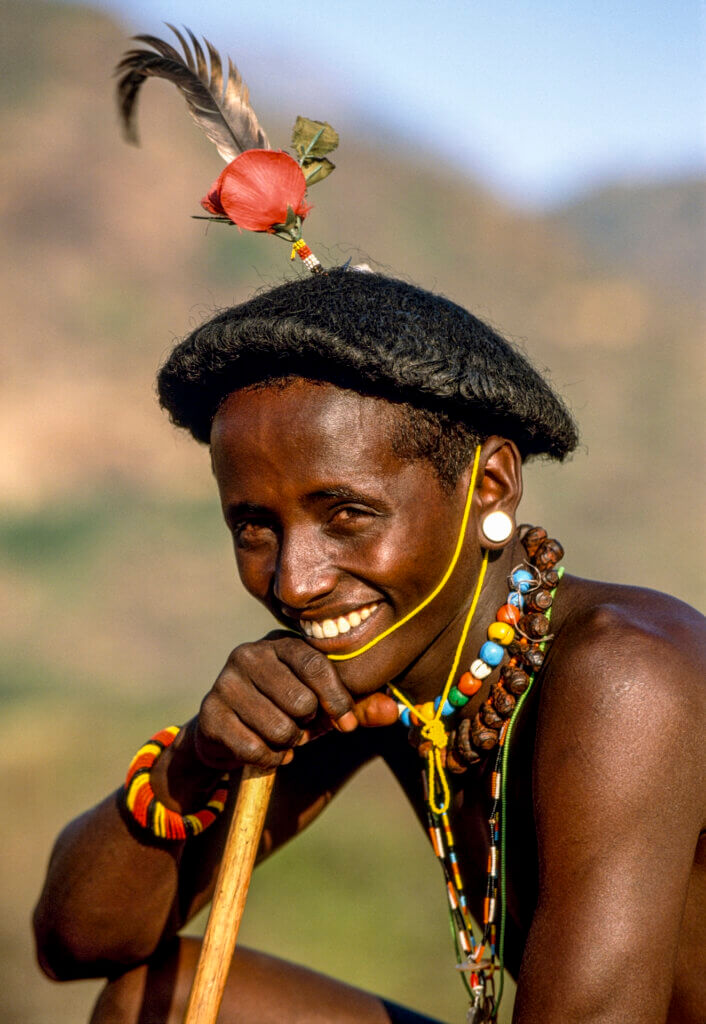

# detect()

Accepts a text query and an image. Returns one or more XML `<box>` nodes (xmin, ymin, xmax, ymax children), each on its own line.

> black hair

<box><xmin>157</xmin><ymin>269</ymin><xmax>578</xmax><ymax>484</ymax></box>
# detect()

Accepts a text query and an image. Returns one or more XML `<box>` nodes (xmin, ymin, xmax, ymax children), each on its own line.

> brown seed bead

<box><xmin>534</xmin><ymin>538</ymin><xmax>564</xmax><ymax>571</ymax></box>
<box><xmin>522</xmin><ymin>526</ymin><xmax>548</xmax><ymax>558</ymax></box>
<box><xmin>507</xmin><ymin>640</ymin><xmax>524</xmax><ymax>660</ymax></box>
<box><xmin>524</xmin><ymin>647</ymin><xmax>545</xmax><ymax>672</ymax></box>
<box><xmin>471</xmin><ymin>713</ymin><xmax>499</xmax><ymax>751</ymax></box>
<box><xmin>446</xmin><ymin>745</ymin><xmax>469</xmax><ymax>774</ymax></box>
<box><xmin>492</xmin><ymin>682</ymin><xmax>516</xmax><ymax>718</ymax></box>
<box><xmin>529</xmin><ymin>589</ymin><xmax>553</xmax><ymax>612</ymax></box>
<box><xmin>481</xmin><ymin>699</ymin><xmax>504</xmax><ymax>730</ymax></box>
<box><xmin>454</xmin><ymin>718</ymin><xmax>482</xmax><ymax>765</ymax></box>
<box><xmin>417</xmin><ymin>740</ymin><xmax>433</xmax><ymax>758</ymax></box>
<box><xmin>543</xmin><ymin>568</ymin><xmax>560</xmax><ymax>589</ymax></box>
<box><xmin>519</xmin><ymin>612</ymin><xmax>551</xmax><ymax>639</ymax></box>
<box><xmin>503</xmin><ymin>666</ymin><xmax>530</xmax><ymax>696</ymax></box>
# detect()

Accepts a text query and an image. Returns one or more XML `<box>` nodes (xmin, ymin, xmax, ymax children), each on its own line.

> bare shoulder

<box><xmin>547</xmin><ymin>574</ymin><xmax>705</xmax><ymax>713</ymax></box>
<box><xmin>535</xmin><ymin>574</ymin><xmax>706</xmax><ymax>824</ymax></box>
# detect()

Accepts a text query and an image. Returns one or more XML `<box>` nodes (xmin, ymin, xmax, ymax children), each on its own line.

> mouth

<box><xmin>298</xmin><ymin>602</ymin><xmax>382</xmax><ymax>650</ymax></box>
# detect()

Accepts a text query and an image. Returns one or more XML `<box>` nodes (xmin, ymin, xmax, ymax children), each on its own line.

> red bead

<box><xmin>497</xmin><ymin>603</ymin><xmax>521</xmax><ymax>625</ymax></box>
<box><xmin>458</xmin><ymin>671</ymin><xmax>482</xmax><ymax>697</ymax></box>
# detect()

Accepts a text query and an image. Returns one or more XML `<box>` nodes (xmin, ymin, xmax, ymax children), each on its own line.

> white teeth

<box><xmin>300</xmin><ymin>602</ymin><xmax>379</xmax><ymax>639</ymax></box>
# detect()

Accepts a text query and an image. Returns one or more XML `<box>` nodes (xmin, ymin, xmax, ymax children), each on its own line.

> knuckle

<box><xmin>299</xmin><ymin>648</ymin><xmax>331</xmax><ymax>681</ymax></box>
<box><xmin>238</xmin><ymin>734</ymin><xmax>277</xmax><ymax>770</ymax></box>
<box><xmin>288</xmin><ymin>688</ymin><xmax>318</xmax><ymax>719</ymax></box>
<box><xmin>267</xmin><ymin>716</ymin><xmax>300</xmax><ymax>748</ymax></box>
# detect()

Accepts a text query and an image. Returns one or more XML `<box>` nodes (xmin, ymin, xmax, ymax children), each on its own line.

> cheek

<box><xmin>234</xmin><ymin>546</ymin><xmax>277</xmax><ymax>601</ymax></box>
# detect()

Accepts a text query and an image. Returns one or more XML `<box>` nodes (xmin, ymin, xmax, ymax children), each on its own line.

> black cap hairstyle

<box><xmin>157</xmin><ymin>269</ymin><xmax>578</xmax><ymax>465</ymax></box>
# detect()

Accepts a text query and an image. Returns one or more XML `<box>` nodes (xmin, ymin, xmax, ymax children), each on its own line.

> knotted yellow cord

<box><xmin>323</xmin><ymin>444</ymin><xmax>488</xmax><ymax>814</ymax></box>
<box><xmin>328</xmin><ymin>445</ymin><xmax>482</xmax><ymax>662</ymax></box>
<box><xmin>389</xmin><ymin>550</ymin><xmax>488</xmax><ymax>813</ymax></box>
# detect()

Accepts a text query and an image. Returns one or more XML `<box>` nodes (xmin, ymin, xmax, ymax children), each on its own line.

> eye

<box><xmin>232</xmin><ymin>519</ymin><xmax>276</xmax><ymax>548</ymax></box>
<box><xmin>329</xmin><ymin>505</ymin><xmax>377</xmax><ymax>528</ymax></box>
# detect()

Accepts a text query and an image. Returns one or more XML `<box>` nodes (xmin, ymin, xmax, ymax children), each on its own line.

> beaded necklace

<box><xmin>391</xmin><ymin>528</ymin><xmax>565</xmax><ymax>1023</ymax></box>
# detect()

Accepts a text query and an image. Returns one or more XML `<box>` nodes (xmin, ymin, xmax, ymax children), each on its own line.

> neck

<box><xmin>392</xmin><ymin>535</ymin><xmax>524</xmax><ymax>706</ymax></box>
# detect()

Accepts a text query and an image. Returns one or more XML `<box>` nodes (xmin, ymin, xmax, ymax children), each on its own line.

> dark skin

<box><xmin>34</xmin><ymin>380</ymin><xmax>706</xmax><ymax>1023</ymax></box>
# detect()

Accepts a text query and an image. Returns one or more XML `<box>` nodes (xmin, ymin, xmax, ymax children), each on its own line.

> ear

<box><xmin>473</xmin><ymin>438</ymin><xmax>523</xmax><ymax>550</ymax></box>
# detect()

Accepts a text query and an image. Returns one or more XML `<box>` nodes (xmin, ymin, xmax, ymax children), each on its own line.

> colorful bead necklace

<box><xmin>391</xmin><ymin>527</ymin><xmax>565</xmax><ymax>1023</ymax></box>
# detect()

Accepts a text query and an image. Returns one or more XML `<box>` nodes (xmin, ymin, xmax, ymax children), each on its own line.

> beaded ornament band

<box><xmin>123</xmin><ymin>726</ymin><xmax>229</xmax><ymax>840</ymax></box>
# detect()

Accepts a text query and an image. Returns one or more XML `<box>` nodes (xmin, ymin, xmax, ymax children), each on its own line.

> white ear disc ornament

<box><xmin>481</xmin><ymin>510</ymin><xmax>514</xmax><ymax>543</ymax></box>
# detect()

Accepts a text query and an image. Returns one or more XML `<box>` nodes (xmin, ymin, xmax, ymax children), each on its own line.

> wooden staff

<box><xmin>183</xmin><ymin>764</ymin><xmax>276</xmax><ymax>1024</ymax></box>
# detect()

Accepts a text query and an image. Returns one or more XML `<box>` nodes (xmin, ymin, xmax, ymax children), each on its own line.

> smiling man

<box><xmin>34</xmin><ymin>270</ymin><xmax>705</xmax><ymax>1024</ymax></box>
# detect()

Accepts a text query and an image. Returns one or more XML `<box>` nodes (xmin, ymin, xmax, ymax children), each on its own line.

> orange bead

<box><xmin>497</xmin><ymin>603</ymin><xmax>521</xmax><ymax>625</ymax></box>
<box><xmin>487</xmin><ymin>621</ymin><xmax>515</xmax><ymax>645</ymax></box>
<box><xmin>457</xmin><ymin>671</ymin><xmax>482</xmax><ymax>697</ymax></box>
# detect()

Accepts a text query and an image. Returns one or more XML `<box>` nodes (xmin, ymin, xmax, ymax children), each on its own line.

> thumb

<box><xmin>352</xmin><ymin>691</ymin><xmax>399</xmax><ymax>728</ymax></box>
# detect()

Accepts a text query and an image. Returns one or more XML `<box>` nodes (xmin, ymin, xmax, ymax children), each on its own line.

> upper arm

<box><xmin>514</xmin><ymin>601</ymin><xmax>706</xmax><ymax>1024</ymax></box>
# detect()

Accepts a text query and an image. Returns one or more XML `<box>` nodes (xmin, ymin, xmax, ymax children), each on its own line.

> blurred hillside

<box><xmin>1</xmin><ymin>2</ymin><xmax>704</xmax><ymax>1022</ymax></box>
<box><xmin>549</xmin><ymin>177</ymin><xmax>706</xmax><ymax>302</ymax></box>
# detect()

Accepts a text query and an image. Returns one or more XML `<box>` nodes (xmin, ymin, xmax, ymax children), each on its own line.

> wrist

<box><xmin>149</xmin><ymin>719</ymin><xmax>227</xmax><ymax>816</ymax></box>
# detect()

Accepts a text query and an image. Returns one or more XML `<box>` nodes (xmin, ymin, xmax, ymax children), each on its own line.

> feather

<box><xmin>115</xmin><ymin>26</ymin><xmax>269</xmax><ymax>163</ymax></box>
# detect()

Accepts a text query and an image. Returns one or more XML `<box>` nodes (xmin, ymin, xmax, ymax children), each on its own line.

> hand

<box><xmin>194</xmin><ymin>632</ymin><xmax>398</xmax><ymax>772</ymax></box>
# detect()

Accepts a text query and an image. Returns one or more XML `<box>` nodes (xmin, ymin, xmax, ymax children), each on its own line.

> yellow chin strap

<box><xmin>327</xmin><ymin>444</ymin><xmax>483</xmax><ymax>662</ymax></box>
<box><xmin>324</xmin><ymin>444</ymin><xmax>489</xmax><ymax>815</ymax></box>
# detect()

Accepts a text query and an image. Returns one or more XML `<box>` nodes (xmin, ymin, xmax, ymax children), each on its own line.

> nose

<box><xmin>273</xmin><ymin>527</ymin><xmax>338</xmax><ymax>612</ymax></box>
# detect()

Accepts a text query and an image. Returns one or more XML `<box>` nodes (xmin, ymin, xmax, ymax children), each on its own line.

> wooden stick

<box><xmin>183</xmin><ymin>764</ymin><xmax>276</xmax><ymax>1024</ymax></box>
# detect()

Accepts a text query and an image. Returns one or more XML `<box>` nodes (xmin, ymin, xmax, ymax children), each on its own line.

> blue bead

<box><xmin>440</xmin><ymin>699</ymin><xmax>455</xmax><ymax>717</ymax></box>
<box><xmin>433</xmin><ymin>696</ymin><xmax>442</xmax><ymax>711</ymax></box>
<box><xmin>479</xmin><ymin>641</ymin><xmax>504</xmax><ymax>666</ymax></box>
<box><xmin>507</xmin><ymin>591</ymin><xmax>524</xmax><ymax>609</ymax></box>
<box><xmin>511</xmin><ymin>569</ymin><xmax>534</xmax><ymax>593</ymax></box>
<box><xmin>400</xmin><ymin>708</ymin><xmax>411</xmax><ymax>727</ymax></box>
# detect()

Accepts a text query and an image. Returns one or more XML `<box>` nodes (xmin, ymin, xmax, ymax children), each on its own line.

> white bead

<box><xmin>482</xmin><ymin>510</ymin><xmax>514</xmax><ymax>543</ymax></box>
<box><xmin>470</xmin><ymin>659</ymin><xmax>492</xmax><ymax>680</ymax></box>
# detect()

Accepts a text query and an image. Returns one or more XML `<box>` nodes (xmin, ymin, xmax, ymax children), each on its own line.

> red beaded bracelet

<box><xmin>123</xmin><ymin>726</ymin><xmax>229</xmax><ymax>840</ymax></box>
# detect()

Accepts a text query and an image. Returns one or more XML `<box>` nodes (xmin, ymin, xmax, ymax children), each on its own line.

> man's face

<box><xmin>210</xmin><ymin>379</ymin><xmax>482</xmax><ymax>696</ymax></box>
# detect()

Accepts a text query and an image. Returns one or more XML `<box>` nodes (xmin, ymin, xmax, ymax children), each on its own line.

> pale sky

<box><xmin>82</xmin><ymin>0</ymin><xmax>704</xmax><ymax>207</ymax></box>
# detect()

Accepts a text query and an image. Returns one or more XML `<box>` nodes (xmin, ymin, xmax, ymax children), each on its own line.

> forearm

<box><xmin>33</xmin><ymin>721</ymin><xmax>229</xmax><ymax>980</ymax></box>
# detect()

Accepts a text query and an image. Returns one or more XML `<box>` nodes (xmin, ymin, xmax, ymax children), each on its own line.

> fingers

<box><xmin>194</xmin><ymin>636</ymin><xmax>358</xmax><ymax>772</ymax></box>
<box><xmin>271</xmin><ymin>637</ymin><xmax>356</xmax><ymax>728</ymax></box>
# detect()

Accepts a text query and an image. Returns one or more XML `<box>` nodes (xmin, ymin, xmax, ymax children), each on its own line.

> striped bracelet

<box><xmin>123</xmin><ymin>726</ymin><xmax>229</xmax><ymax>840</ymax></box>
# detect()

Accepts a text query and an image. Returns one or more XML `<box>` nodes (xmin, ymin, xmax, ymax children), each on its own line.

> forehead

<box><xmin>210</xmin><ymin>380</ymin><xmax>416</xmax><ymax>496</ymax></box>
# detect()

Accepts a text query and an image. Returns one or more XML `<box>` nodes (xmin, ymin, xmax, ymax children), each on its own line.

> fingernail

<box><xmin>336</xmin><ymin>711</ymin><xmax>358</xmax><ymax>733</ymax></box>
<box><xmin>297</xmin><ymin>730</ymin><xmax>310</xmax><ymax>746</ymax></box>
<box><xmin>281</xmin><ymin>750</ymin><xmax>295</xmax><ymax>765</ymax></box>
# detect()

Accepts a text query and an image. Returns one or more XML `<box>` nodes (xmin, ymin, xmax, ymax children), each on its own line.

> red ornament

<box><xmin>201</xmin><ymin>149</ymin><xmax>311</xmax><ymax>232</ymax></box>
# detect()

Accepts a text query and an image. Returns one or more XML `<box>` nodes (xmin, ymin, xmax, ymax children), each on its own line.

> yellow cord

<box><xmin>321</xmin><ymin>443</ymin><xmax>487</xmax><ymax>815</ymax></box>
<box><xmin>389</xmin><ymin>549</ymin><xmax>488</xmax><ymax>813</ymax></box>
<box><xmin>328</xmin><ymin>445</ymin><xmax>482</xmax><ymax>662</ymax></box>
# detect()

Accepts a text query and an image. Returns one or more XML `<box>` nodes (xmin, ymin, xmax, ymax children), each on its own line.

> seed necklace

<box><xmin>390</xmin><ymin>527</ymin><xmax>565</xmax><ymax>1023</ymax></box>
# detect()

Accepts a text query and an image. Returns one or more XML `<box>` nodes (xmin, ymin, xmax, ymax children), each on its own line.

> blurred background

<box><xmin>2</xmin><ymin>0</ymin><xmax>704</xmax><ymax>1021</ymax></box>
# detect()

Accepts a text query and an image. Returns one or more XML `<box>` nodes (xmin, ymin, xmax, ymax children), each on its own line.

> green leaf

<box><xmin>291</xmin><ymin>116</ymin><xmax>339</xmax><ymax>159</ymax></box>
<box><xmin>304</xmin><ymin>158</ymin><xmax>336</xmax><ymax>186</ymax></box>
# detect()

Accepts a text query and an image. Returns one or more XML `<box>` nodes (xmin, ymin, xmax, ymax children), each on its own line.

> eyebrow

<box><xmin>307</xmin><ymin>487</ymin><xmax>391</xmax><ymax>511</ymax></box>
<box><xmin>225</xmin><ymin>487</ymin><xmax>390</xmax><ymax>524</ymax></box>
